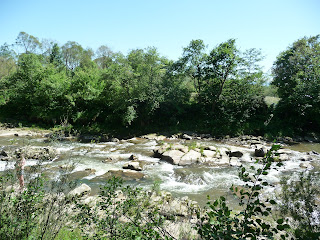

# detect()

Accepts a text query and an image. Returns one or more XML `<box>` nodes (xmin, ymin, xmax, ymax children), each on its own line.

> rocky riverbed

<box><xmin>1</xmin><ymin>128</ymin><xmax>320</xmax><ymax>207</ymax></box>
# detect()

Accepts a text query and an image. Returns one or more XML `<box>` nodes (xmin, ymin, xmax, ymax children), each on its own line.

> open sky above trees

<box><xmin>1</xmin><ymin>0</ymin><xmax>319</xmax><ymax>73</ymax></box>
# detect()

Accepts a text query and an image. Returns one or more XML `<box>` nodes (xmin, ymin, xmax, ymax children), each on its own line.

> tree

<box><xmin>49</xmin><ymin>43</ymin><xmax>63</xmax><ymax>68</ymax></box>
<box><xmin>175</xmin><ymin>39</ymin><xmax>207</xmax><ymax>96</ymax></box>
<box><xmin>205</xmin><ymin>39</ymin><xmax>239</xmax><ymax>112</ymax></box>
<box><xmin>41</xmin><ymin>39</ymin><xmax>58</xmax><ymax>63</ymax></box>
<box><xmin>95</xmin><ymin>45</ymin><xmax>114</xmax><ymax>69</ymax></box>
<box><xmin>126</xmin><ymin>47</ymin><xmax>168</xmax><ymax>127</ymax></box>
<box><xmin>0</xmin><ymin>43</ymin><xmax>16</xmax><ymax>79</ymax></box>
<box><xmin>15</xmin><ymin>32</ymin><xmax>41</xmax><ymax>54</ymax></box>
<box><xmin>272</xmin><ymin>35</ymin><xmax>320</xmax><ymax>132</ymax></box>
<box><xmin>61</xmin><ymin>41</ymin><xmax>84</xmax><ymax>74</ymax></box>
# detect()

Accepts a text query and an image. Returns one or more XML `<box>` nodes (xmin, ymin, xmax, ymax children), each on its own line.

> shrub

<box><xmin>279</xmin><ymin>171</ymin><xmax>320</xmax><ymax>239</ymax></box>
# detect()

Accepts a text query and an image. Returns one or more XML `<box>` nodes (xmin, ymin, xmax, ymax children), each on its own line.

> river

<box><xmin>1</xmin><ymin>132</ymin><xmax>319</xmax><ymax>207</ymax></box>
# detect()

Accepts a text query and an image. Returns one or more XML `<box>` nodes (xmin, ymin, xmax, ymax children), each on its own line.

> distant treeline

<box><xmin>0</xmin><ymin>32</ymin><xmax>319</xmax><ymax>136</ymax></box>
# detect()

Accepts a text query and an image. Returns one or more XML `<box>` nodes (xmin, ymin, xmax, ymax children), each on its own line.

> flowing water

<box><xmin>1</xmin><ymin>134</ymin><xmax>319</xmax><ymax>207</ymax></box>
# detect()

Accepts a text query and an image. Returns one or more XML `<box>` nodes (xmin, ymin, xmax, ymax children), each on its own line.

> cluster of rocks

<box><xmin>141</xmin><ymin>132</ymin><xmax>212</xmax><ymax>141</ymax></box>
<box><xmin>0</xmin><ymin>146</ymin><xmax>58</xmax><ymax>162</ymax></box>
<box><xmin>152</xmin><ymin>140</ymin><xmax>318</xmax><ymax>170</ymax></box>
<box><xmin>153</xmin><ymin>142</ymin><xmax>248</xmax><ymax>167</ymax></box>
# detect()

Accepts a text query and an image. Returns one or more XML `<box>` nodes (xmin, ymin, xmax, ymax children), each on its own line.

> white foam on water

<box><xmin>71</xmin><ymin>160</ymin><xmax>122</xmax><ymax>179</ymax></box>
<box><xmin>241</xmin><ymin>152</ymin><xmax>254</xmax><ymax>162</ymax></box>
<box><xmin>132</xmin><ymin>154</ymin><xmax>159</xmax><ymax>163</ymax></box>
<box><xmin>160</xmin><ymin>179</ymin><xmax>210</xmax><ymax>193</ymax></box>
<box><xmin>86</xmin><ymin>150</ymin><xmax>111</xmax><ymax>158</ymax></box>
<box><xmin>55</xmin><ymin>146</ymin><xmax>75</xmax><ymax>153</ymax></box>
<box><xmin>0</xmin><ymin>159</ymin><xmax>47</xmax><ymax>171</ymax></box>
<box><xmin>118</xmin><ymin>142</ymin><xmax>135</xmax><ymax>148</ymax></box>
<box><xmin>202</xmin><ymin>171</ymin><xmax>242</xmax><ymax>187</ymax></box>
<box><xmin>143</xmin><ymin>140</ymin><xmax>157</xmax><ymax>146</ymax></box>
<box><xmin>0</xmin><ymin>161</ymin><xmax>15</xmax><ymax>171</ymax></box>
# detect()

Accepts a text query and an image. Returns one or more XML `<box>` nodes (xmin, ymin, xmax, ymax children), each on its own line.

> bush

<box><xmin>279</xmin><ymin>171</ymin><xmax>320</xmax><ymax>239</ymax></box>
<box><xmin>74</xmin><ymin>176</ymin><xmax>175</xmax><ymax>240</ymax></box>
<box><xmin>0</xmin><ymin>158</ymin><xmax>77</xmax><ymax>240</ymax></box>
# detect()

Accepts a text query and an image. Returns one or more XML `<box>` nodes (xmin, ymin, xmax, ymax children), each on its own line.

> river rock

<box><xmin>227</xmin><ymin>150</ymin><xmax>243</xmax><ymax>158</ymax></box>
<box><xmin>204</xmin><ymin>146</ymin><xmax>217</xmax><ymax>151</ymax></box>
<box><xmin>67</xmin><ymin>168</ymin><xmax>96</xmax><ymax>180</ymax></box>
<box><xmin>216</xmin><ymin>155</ymin><xmax>230</xmax><ymax>165</ymax></box>
<box><xmin>103</xmin><ymin>155</ymin><xmax>121</xmax><ymax>163</ymax></box>
<box><xmin>202</xmin><ymin>150</ymin><xmax>216</xmax><ymax>158</ymax></box>
<box><xmin>181</xmin><ymin>134</ymin><xmax>192</xmax><ymax>140</ymax></box>
<box><xmin>276</xmin><ymin>154</ymin><xmax>289</xmax><ymax>162</ymax></box>
<box><xmin>230</xmin><ymin>157</ymin><xmax>241</xmax><ymax>166</ymax></box>
<box><xmin>129</xmin><ymin>154</ymin><xmax>138</xmax><ymax>161</ymax></box>
<box><xmin>277</xmin><ymin>149</ymin><xmax>293</xmax><ymax>155</ymax></box>
<box><xmin>0</xmin><ymin>149</ymin><xmax>8</xmax><ymax>157</ymax></box>
<box><xmin>123</xmin><ymin>161</ymin><xmax>142</xmax><ymax>171</ymax></box>
<box><xmin>299</xmin><ymin>162</ymin><xmax>313</xmax><ymax>169</ymax></box>
<box><xmin>18</xmin><ymin>146</ymin><xmax>58</xmax><ymax>161</ymax></box>
<box><xmin>162</xmin><ymin>150</ymin><xmax>185</xmax><ymax>165</ymax></box>
<box><xmin>141</xmin><ymin>134</ymin><xmax>167</xmax><ymax>141</ymax></box>
<box><xmin>109</xmin><ymin>138</ymin><xmax>120</xmax><ymax>143</ymax></box>
<box><xmin>0</xmin><ymin>149</ymin><xmax>9</xmax><ymax>161</ymax></box>
<box><xmin>153</xmin><ymin>144</ymin><xmax>169</xmax><ymax>158</ymax></box>
<box><xmin>93</xmin><ymin>169</ymin><xmax>145</xmax><ymax>181</ymax></box>
<box><xmin>172</xmin><ymin>144</ymin><xmax>189</xmax><ymax>153</ymax></box>
<box><xmin>68</xmin><ymin>183</ymin><xmax>91</xmax><ymax>196</ymax></box>
<box><xmin>179</xmin><ymin>150</ymin><xmax>201</xmax><ymax>166</ymax></box>
<box><xmin>298</xmin><ymin>154</ymin><xmax>313</xmax><ymax>161</ymax></box>
<box><xmin>161</xmin><ymin>199</ymin><xmax>189</xmax><ymax>217</ymax></box>
<box><xmin>255</xmin><ymin>148</ymin><xmax>265</xmax><ymax>157</ymax></box>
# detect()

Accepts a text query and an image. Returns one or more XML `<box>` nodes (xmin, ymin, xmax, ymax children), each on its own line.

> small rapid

<box><xmin>1</xmin><ymin>133</ymin><xmax>319</xmax><ymax>207</ymax></box>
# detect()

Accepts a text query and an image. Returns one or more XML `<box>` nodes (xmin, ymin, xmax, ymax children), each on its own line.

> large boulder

<box><xmin>204</xmin><ymin>146</ymin><xmax>217</xmax><ymax>151</ymax></box>
<box><xmin>67</xmin><ymin>168</ymin><xmax>96</xmax><ymax>181</ymax></box>
<box><xmin>202</xmin><ymin>150</ymin><xmax>216</xmax><ymax>158</ymax></box>
<box><xmin>255</xmin><ymin>148</ymin><xmax>265</xmax><ymax>157</ymax></box>
<box><xmin>226</xmin><ymin>150</ymin><xmax>243</xmax><ymax>158</ymax></box>
<box><xmin>161</xmin><ymin>150</ymin><xmax>185</xmax><ymax>165</ymax></box>
<box><xmin>172</xmin><ymin>144</ymin><xmax>189</xmax><ymax>153</ymax></box>
<box><xmin>123</xmin><ymin>161</ymin><xmax>142</xmax><ymax>171</ymax></box>
<box><xmin>68</xmin><ymin>183</ymin><xmax>91</xmax><ymax>197</ymax></box>
<box><xmin>179</xmin><ymin>150</ymin><xmax>201</xmax><ymax>166</ymax></box>
<box><xmin>153</xmin><ymin>144</ymin><xmax>170</xmax><ymax>158</ymax></box>
<box><xmin>254</xmin><ymin>144</ymin><xmax>269</xmax><ymax>157</ymax></box>
<box><xmin>181</xmin><ymin>134</ymin><xmax>192</xmax><ymax>140</ymax></box>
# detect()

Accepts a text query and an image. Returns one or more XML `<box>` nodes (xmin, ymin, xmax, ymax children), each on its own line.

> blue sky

<box><xmin>1</xmin><ymin>0</ymin><xmax>319</xmax><ymax>72</ymax></box>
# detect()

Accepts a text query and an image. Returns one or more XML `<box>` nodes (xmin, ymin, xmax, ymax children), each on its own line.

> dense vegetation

<box><xmin>0</xmin><ymin>32</ymin><xmax>319</xmax><ymax>137</ymax></box>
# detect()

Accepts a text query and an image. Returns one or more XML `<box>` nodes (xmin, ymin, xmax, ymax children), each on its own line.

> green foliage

<box><xmin>15</xmin><ymin>31</ymin><xmax>41</xmax><ymax>54</ymax></box>
<box><xmin>197</xmin><ymin>145</ymin><xmax>290</xmax><ymax>239</ymax></box>
<box><xmin>75</xmin><ymin>176</ymin><xmax>174</xmax><ymax>240</ymax></box>
<box><xmin>279</xmin><ymin>171</ymin><xmax>320</xmax><ymax>239</ymax></box>
<box><xmin>2</xmin><ymin>31</ymin><xmax>319</xmax><ymax>136</ymax></box>
<box><xmin>0</xmin><ymin>43</ymin><xmax>17</xmax><ymax>80</ymax></box>
<box><xmin>272</xmin><ymin>35</ymin><xmax>320</xmax><ymax>133</ymax></box>
<box><xmin>0</xmin><ymin>160</ymin><xmax>77</xmax><ymax>240</ymax></box>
